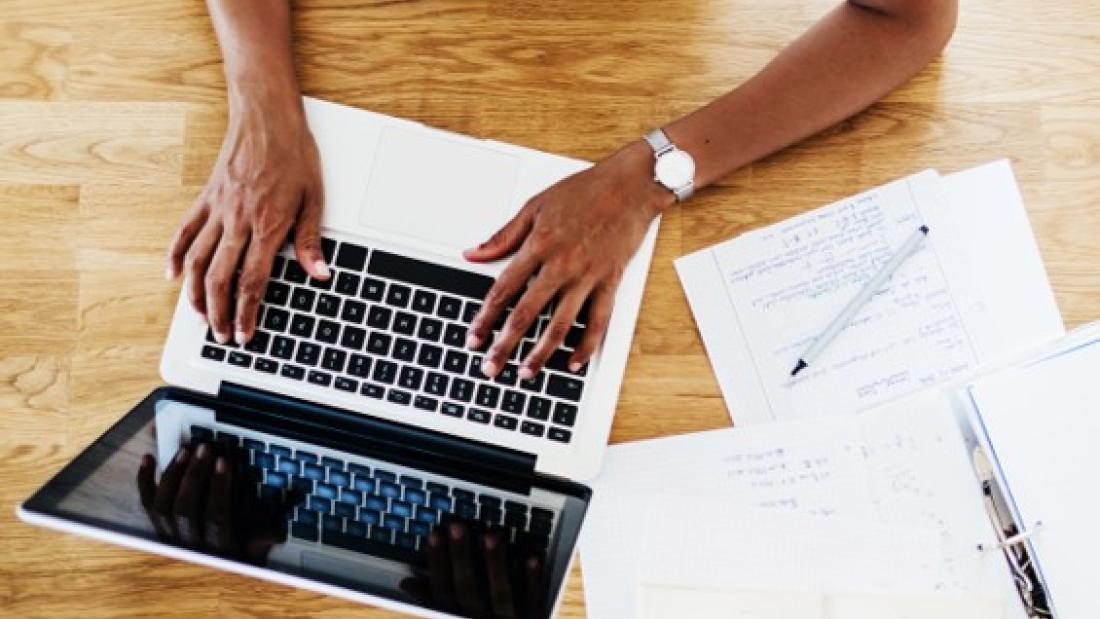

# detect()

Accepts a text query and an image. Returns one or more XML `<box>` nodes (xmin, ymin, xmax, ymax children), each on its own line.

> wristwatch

<box><xmin>644</xmin><ymin>128</ymin><xmax>695</xmax><ymax>202</ymax></box>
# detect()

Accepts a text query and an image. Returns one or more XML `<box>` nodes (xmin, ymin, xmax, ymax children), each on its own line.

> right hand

<box><xmin>165</xmin><ymin>89</ymin><xmax>327</xmax><ymax>346</ymax></box>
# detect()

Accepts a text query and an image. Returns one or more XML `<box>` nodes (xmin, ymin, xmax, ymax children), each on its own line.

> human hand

<box><xmin>137</xmin><ymin>443</ymin><xmax>288</xmax><ymax>564</ymax></box>
<box><xmin>165</xmin><ymin>88</ymin><xmax>327</xmax><ymax>346</ymax></box>
<box><xmin>464</xmin><ymin>140</ymin><xmax>672</xmax><ymax>380</ymax></box>
<box><xmin>401</xmin><ymin>520</ymin><xmax>547</xmax><ymax>618</ymax></box>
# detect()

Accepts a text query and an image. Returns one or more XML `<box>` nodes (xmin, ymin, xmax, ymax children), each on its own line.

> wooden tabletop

<box><xmin>2</xmin><ymin>1</ymin><xmax>1099</xmax><ymax>617</ymax></box>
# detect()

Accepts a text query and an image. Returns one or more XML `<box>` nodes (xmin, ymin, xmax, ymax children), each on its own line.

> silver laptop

<box><xmin>19</xmin><ymin>97</ymin><xmax>659</xmax><ymax>618</ymax></box>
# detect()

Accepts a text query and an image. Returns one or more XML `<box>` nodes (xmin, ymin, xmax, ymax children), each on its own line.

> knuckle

<box><xmin>545</xmin><ymin>322</ymin><xmax>569</xmax><ymax>341</ymax></box>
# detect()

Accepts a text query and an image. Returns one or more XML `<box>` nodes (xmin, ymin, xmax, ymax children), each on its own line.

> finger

<box><xmin>519</xmin><ymin>283</ymin><xmax>589</xmax><ymax>379</ymax></box>
<box><xmin>293</xmin><ymin>186</ymin><xmax>330</xmax><ymax>280</ymax></box>
<box><xmin>172</xmin><ymin>442</ymin><xmax>215</xmax><ymax>548</ymax></box>
<box><xmin>183</xmin><ymin>220</ymin><xmax>223</xmax><ymax>323</ymax></box>
<box><xmin>427</xmin><ymin>528</ymin><xmax>457</xmax><ymax>609</ymax></box>
<box><xmin>166</xmin><ymin>199</ymin><xmax>210</xmax><ymax>280</ymax></box>
<box><xmin>481</xmin><ymin>269</ymin><xmax>563</xmax><ymax>379</ymax></box>
<box><xmin>568</xmin><ymin>282</ymin><xmax>617</xmax><ymax>371</ymax></box>
<box><xmin>138</xmin><ymin>454</ymin><xmax>172</xmax><ymax>541</ymax></box>
<box><xmin>463</xmin><ymin>201</ymin><xmax>537</xmax><ymax>263</ymax></box>
<box><xmin>153</xmin><ymin>447</ymin><xmax>191</xmax><ymax>541</ymax></box>
<box><xmin>398</xmin><ymin>576</ymin><xmax>433</xmax><ymax>605</ymax></box>
<box><xmin>205</xmin><ymin>219</ymin><xmax>250</xmax><ymax>344</ymax></box>
<box><xmin>468</xmin><ymin>248</ymin><xmax>542</xmax><ymax>360</ymax></box>
<box><xmin>203</xmin><ymin>456</ymin><xmax>234</xmax><ymax>553</ymax></box>
<box><xmin>449</xmin><ymin>521</ymin><xmax>487</xmax><ymax>617</ymax></box>
<box><xmin>524</xmin><ymin>554</ymin><xmax>546</xmax><ymax>617</ymax></box>
<box><xmin>233</xmin><ymin>232</ymin><xmax>282</xmax><ymax>345</ymax></box>
<box><xmin>484</xmin><ymin>530</ymin><xmax>518</xmax><ymax>619</ymax></box>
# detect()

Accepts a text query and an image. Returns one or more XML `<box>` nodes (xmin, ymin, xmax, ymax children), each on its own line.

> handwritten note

<box><xmin>712</xmin><ymin>172</ymin><xmax>978</xmax><ymax>420</ymax></box>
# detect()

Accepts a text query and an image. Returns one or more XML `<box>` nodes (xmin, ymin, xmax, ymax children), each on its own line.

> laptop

<box><xmin>18</xmin><ymin>97</ymin><xmax>659</xmax><ymax>618</ymax></box>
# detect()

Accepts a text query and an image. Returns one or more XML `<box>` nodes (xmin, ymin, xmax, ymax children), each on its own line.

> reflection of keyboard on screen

<box><xmin>190</xmin><ymin>425</ymin><xmax>556</xmax><ymax>566</ymax></box>
<box><xmin>199</xmin><ymin>237</ymin><xmax>589</xmax><ymax>444</ymax></box>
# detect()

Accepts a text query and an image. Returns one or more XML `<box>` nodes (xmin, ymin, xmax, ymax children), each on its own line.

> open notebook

<box><xmin>676</xmin><ymin>160</ymin><xmax>1064</xmax><ymax>425</ymax></box>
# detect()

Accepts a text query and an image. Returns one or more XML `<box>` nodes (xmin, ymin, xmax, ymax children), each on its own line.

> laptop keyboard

<box><xmin>200</xmin><ymin>236</ymin><xmax>589</xmax><ymax>444</ymax></box>
<box><xmin>191</xmin><ymin>425</ymin><xmax>557</xmax><ymax>567</ymax></box>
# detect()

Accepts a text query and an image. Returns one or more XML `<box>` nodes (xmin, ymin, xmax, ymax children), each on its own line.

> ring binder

<box><xmin>972</xmin><ymin>448</ymin><xmax>1053</xmax><ymax>618</ymax></box>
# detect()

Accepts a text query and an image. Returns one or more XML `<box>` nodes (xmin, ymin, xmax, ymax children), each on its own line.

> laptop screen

<box><xmin>22</xmin><ymin>387</ymin><xmax>589</xmax><ymax>619</ymax></box>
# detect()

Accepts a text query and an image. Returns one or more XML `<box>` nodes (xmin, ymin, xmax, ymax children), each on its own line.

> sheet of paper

<box><xmin>676</xmin><ymin>160</ymin><xmax>1063</xmax><ymax>425</ymax></box>
<box><xmin>968</xmin><ymin>329</ymin><xmax>1100</xmax><ymax>619</ymax></box>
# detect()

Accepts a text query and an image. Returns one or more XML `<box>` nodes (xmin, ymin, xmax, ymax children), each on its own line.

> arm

<box><xmin>466</xmin><ymin>0</ymin><xmax>958</xmax><ymax>380</ymax></box>
<box><xmin>166</xmin><ymin>0</ymin><xmax>328</xmax><ymax>346</ymax></box>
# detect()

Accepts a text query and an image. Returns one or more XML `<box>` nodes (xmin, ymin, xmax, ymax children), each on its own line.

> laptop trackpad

<box><xmin>359</xmin><ymin>125</ymin><xmax>522</xmax><ymax>251</ymax></box>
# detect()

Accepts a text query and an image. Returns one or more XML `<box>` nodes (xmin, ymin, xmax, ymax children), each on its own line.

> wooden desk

<box><xmin>2</xmin><ymin>1</ymin><xmax>1098</xmax><ymax>616</ymax></box>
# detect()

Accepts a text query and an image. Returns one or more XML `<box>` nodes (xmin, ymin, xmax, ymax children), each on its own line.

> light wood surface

<box><xmin>2</xmin><ymin>1</ymin><xmax>1099</xmax><ymax>617</ymax></box>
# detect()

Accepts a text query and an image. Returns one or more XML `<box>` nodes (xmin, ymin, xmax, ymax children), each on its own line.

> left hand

<box><xmin>464</xmin><ymin>140</ymin><xmax>672</xmax><ymax>380</ymax></box>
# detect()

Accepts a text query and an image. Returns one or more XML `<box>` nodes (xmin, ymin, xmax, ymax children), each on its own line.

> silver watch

<box><xmin>644</xmin><ymin>128</ymin><xmax>695</xmax><ymax>202</ymax></box>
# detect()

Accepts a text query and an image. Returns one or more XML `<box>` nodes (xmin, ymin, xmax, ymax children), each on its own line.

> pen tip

<box><xmin>919</xmin><ymin>225</ymin><xmax>929</xmax><ymax>235</ymax></box>
<box><xmin>790</xmin><ymin>359</ymin><xmax>808</xmax><ymax>377</ymax></box>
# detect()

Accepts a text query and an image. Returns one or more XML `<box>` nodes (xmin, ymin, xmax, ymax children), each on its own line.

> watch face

<box><xmin>655</xmin><ymin>149</ymin><xmax>695</xmax><ymax>189</ymax></box>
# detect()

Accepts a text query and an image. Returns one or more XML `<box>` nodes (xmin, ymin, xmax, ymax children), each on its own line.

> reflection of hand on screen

<box><xmin>401</xmin><ymin>519</ymin><xmax>548</xmax><ymax>618</ymax></box>
<box><xmin>137</xmin><ymin>443</ymin><xmax>288</xmax><ymax>565</ymax></box>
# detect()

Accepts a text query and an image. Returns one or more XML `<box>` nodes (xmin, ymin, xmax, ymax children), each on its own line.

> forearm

<box><xmin>206</xmin><ymin>0</ymin><xmax>302</xmax><ymax>111</ymax></box>
<box><xmin>666</xmin><ymin>0</ymin><xmax>958</xmax><ymax>189</ymax></box>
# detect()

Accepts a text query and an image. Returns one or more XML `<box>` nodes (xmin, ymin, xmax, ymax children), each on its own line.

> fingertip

<box><xmin>519</xmin><ymin>366</ymin><xmax>535</xmax><ymax>381</ymax></box>
<box><xmin>215</xmin><ymin>456</ymin><xmax>228</xmax><ymax>475</ymax></box>
<box><xmin>234</xmin><ymin>329</ymin><xmax>248</xmax><ymax>346</ymax></box>
<box><xmin>465</xmin><ymin>334</ymin><xmax>482</xmax><ymax>350</ymax></box>
<box><xmin>568</xmin><ymin>360</ymin><xmax>583</xmax><ymax>373</ymax></box>
<box><xmin>313</xmin><ymin>260</ymin><xmax>331</xmax><ymax>279</ymax></box>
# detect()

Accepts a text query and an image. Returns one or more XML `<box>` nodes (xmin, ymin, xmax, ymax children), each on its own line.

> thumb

<box><xmin>294</xmin><ymin>187</ymin><xmax>330</xmax><ymax>280</ymax></box>
<box><xmin>464</xmin><ymin>201</ymin><xmax>536</xmax><ymax>262</ymax></box>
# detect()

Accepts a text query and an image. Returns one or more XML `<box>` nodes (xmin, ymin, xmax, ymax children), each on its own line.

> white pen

<box><xmin>790</xmin><ymin>224</ymin><xmax>930</xmax><ymax>377</ymax></box>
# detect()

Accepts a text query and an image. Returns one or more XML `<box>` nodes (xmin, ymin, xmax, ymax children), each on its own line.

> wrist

<box><xmin>608</xmin><ymin>139</ymin><xmax>677</xmax><ymax>220</ymax></box>
<box><xmin>226</xmin><ymin>73</ymin><xmax>305</xmax><ymax>130</ymax></box>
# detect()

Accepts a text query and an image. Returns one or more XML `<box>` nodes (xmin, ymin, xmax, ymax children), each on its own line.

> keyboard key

<box><xmin>296</xmin><ymin>508</ymin><xmax>320</xmax><ymax>526</ymax></box>
<box><xmin>441</xmin><ymin>402</ymin><xmax>464</xmax><ymax>417</ymax></box>
<box><xmin>290</xmin><ymin>314</ymin><xmax>315</xmax><ymax>338</ymax></box>
<box><xmin>443</xmin><ymin>323</ymin><xmax>467</xmax><ymax>348</ymax></box>
<box><xmin>308</xmin><ymin>370</ymin><xmax>332</xmax><ymax>386</ymax></box>
<box><xmin>367</xmin><ymin>332</ymin><xmax>392</xmax><ymax>356</ymax></box>
<box><xmin>380</xmin><ymin>481</ymin><xmax>401</xmax><ymax>499</ymax></box>
<box><xmin>548</xmin><ymin>427</ymin><xmax>572</xmax><ymax>443</ymax></box>
<box><xmin>412</xmin><ymin>290</ymin><xmax>437</xmax><ymax>314</ymax></box>
<box><xmin>430</xmin><ymin>494</ymin><xmax>453</xmax><ymax>511</ymax></box>
<box><xmin>361</xmin><ymin>383</ymin><xmax>385</xmax><ymax>398</ymax></box>
<box><xmin>323</xmin><ymin>456</ymin><xmax>345</xmax><ymax>470</ymax></box>
<box><xmin>309</xmin><ymin>275</ymin><xmax>333</xmax><ymax>291</ymax></box>
<box><xmin>321</xmin><ymin>237</ymin><xmax>337</xmax><ymax>263</ymax></box>
<box><xmin>480</xmin><ymin>506</ymin><xmax>503</xmax><ymax>525</ymax></box>
<box><xmin>281</xmin><ymin>364</ymin><xmax>305</xmax><ymax>380</ymax></box>
<box><xmin>364</xmin><ymin>495</ymin><xmax>387</xmax><ymax>511</ymax></box>
<box><xmin>564</xmin><ymin>325</ymin><xmax>584</xmax><ymax>349</ymax></box>
<box><xmin>455</xmin><ymin>499</ymin><xmax>478</xmax><ymax>518</ymax></box>
<box><xmin>547</xmin><ymin>374</ymin><xmax>584</xmax><ymax>402</ymax></box>
<box><xmin>354</xmin><ymin>476</ymin><xmax>375</xmax><ymax>493</ymax></box>
<box><xmin>425</xmin><ymin>372</ymin><xmax>449</xmax><ymax>396</ymax></box>
<box><xmin>371</xmin><ymin>526</ymin><xmax>394</xmax><ymax>544</ymax></box>
<box><xmin>290</xmin><ymin>288</ymin><xmax>316</xmax><ymax>311</ymax></box>
<box><xmin>243</xmin><ymin>438</ymin><xmax>265</xmax><ymax>452</ymax></box>
<box><xmin>520</xmin><ymin>370</ymin><xmax>546</xmax><ymax>392</ymax></box>
<box><xmin>502</xmin><ymin>390</ymin><xmax>526</xmax><ymax>414</ymax></box>
<box><xmin>410</xmin><ymin>521</ymin><xmax>432</xmax><ymax>537</ymax></box>
<box><xmin>417</xmin><ymin>344</ymin><xmax>443</xmax><ymax>368</ymax></box>
<box><xmin>373</xmin><ymin>360</ymin><xmax>397</xmax><ymax>384</ymax></box>
<box><xmin>348</xmin><ymin>353</ymin><xmax>372</xmax><ymax>378</ymax></box>
<box><xmin>264</xmin><ymin>307</ymin><xmax>290</xmax><ymax>332</ymax></box>
<box><xmin>228</xmin><ymin>351</ymin><xmax>252</xmax><ymax>367</ymax></box>
<box><xmin>335</xmin><ymin>271</ymin><xmax>361</xmax><ymax>296</ymax></box>
<box><xmin>316</xmin><ymin>293</ymin><xmax>340</xmax><ymax>318</ymax></box>
<box><xmin>399</xmin><ymin>366</ymin><xmax>424</xmax><ymax>390</ymax></box>
<box><xmin>449</xmin><ymin>378</ymin><xmax>474</xmax><ymax>402</ymax></box>
<box><xmin>384</xmin><ymin>515</ymin><xmax>405</xmax><ymax>531</ymax></box>
<box><xmin>358</xmin><ymin>509</ymin><xmax>381</xmax><ymax>526</ymax></box>
<box><xmin>548</xmin><ymin>348</ymin><xmax>587</xmax><ymax>376</ymax></box>
<box><xmin>271</xmin><ymin>255</ymin><xmax>286</xmax><ymax>278</ymax></box>
<box><xmin>476</xmin><ymin>384</ymin><xmax>501</xmax><ymax>408</ymax></box>
<box><xmin>469</xmin><ymin>356</ymin><xmax>489</xmax><ymax>380</ymax></box>
<box><xmin>264</xmin><ymin>281</ymin><xmax>290</xmax><ymax>306</ymax></box>
<box><xmin>255</xmin><ymin>452</ymin><xmax>276</xmax><ymax>469</ymax></box>
<box><xmin>468</xmin><ymin>408</ymin><xmax>491</xmax><ymax>424</ymax></box>
<box><xmin>414</xmin><ymin>395</ymin><xmax>438</xmax><ymax>411</ymax></box>
<box><xmin>264</xmin><ymin>470</ymin><xmax>288</xmax><ymax>488</ymax></box>
<box><xmin>244</xmin><ymin>330</ymin><xmax>270</xmax><ymax>354</ymax></box>
<box><xmin>418</xmin><ymin>317</ymin><xmax>443</xmax><ymax>342</ymax></box>
<box><xmin>277</xmin><ymin>458</ymin><xmax>299</xmax><ymax>475</ymax></box>
<box><xmin>312</xmin><ymin>481</ymin><xmax>338</xmax><ymax>500</ymax></box>
<box><xmin>444</xmin><ymin>349</ymin><xmax>468</xmax><ymax>374</ymax></box>
<box><xmin>393</xmin><ymin>337</ymin><xmax>417</xmax><ymax>362</ymax></box>
<box><xmin>336</xmin><ymin>242</ymin><xmax>368</xmax><ymax>271</ymax></box>
<box><xmin>346</xmin><ymin>521</ymin><xmax>368</xmax><ymax>538</ymax></box>
<box><xmin>504</xmin><ymin>500</ymin><xmax>527</xmax><ymax>514</ymax></box>
<box><xmin>494</xmin><ymin>415</ymin><xmax>518</xmax><ymax>431</ymax></box>
<box><xmin>322</xmin><ymin>348</ymin><xmax>347</xmax><ymax>372</ymax></box>
<box><xmin>553</xmin><ymin>402</ymin><xmax>578</xmax><ymax>426</ymax></box>
<box><xmin>341</xmin><ymin>326</ymin><xmax>366</xmax><ymax>350</ymax></box>
<box><xmin>504</xmin><ymin>511</ymin><xmax>527</xmax><ymax>529</ymax></box>
<box><xmin>437</xmin><ymin>296</ymin><xmax>462</xmax><ymax>320</ymax></box>
<box><xmin>375</xmin><ymin>470</ymin><xmax>397</xmax><ymax>483</ymax></box>
<box><xmin>462</xmin><ymin>301</ymin><xmax>481</xmax><ymax>324</ymax></box>
<box><xmin>296</xmin><ymin>342</ymin><xmax>320</xmax><ymax>366</ymax></box>
<box><xmin>341</xmin><ymin>299</ymin><xmax>367</xmax><ymax>323</ymax></box>
<box><xmin>335</xmin><ymin>376</ymin><xmax>358</xmax><ymax>392</ymax></box>
<box><xmin>405</xmin><ymin>488</ymin><xmax>427</xmax><ymax>505</ymax></box>
<box><xmin>349</xmin><ymin>463</ymin><xmax>370</xmax><ymax>476</ymax></box>
<box><xmin>386</xmin><ymin>284</ymin><xmax>411</xmax><ymax>308</ymax></box>
<box><xmin>303</xmin><ymin>464</ymin><xmax>325</xmax><ymax>481</ymax></box>
<box><xmin>520</xmin><ymin>421</ymin><xmax>545</xmax><ymax>437</ymax></box>
<box><xmin>361</xmin><ymin>277</ymin><xmax>385</xmax><ymax>302</ymax></box>
<box><xmin>269</xmin><ymin>445</ymin><xmax>293</xmax><ymax>458</ymax></box>
<box><xmin>368</xmin><ymin>250</ymin><xmax>494</xmax><ymax>301</ymax></box>
<box><xmin>387</xmin><ymin>388</ymin><xmax>412</xmax><ymax>405</ymax></box>
<box><xmin>271</xmin><ymin>335</ymin><xmax>295</xmax><ymax>359</ymax></box>
<box><xmin>367</xmin><ymin>305</ymin><xmax>392</xmax><ymax>330</ymax></box>
<box><xmin>391</xmin><ymin>501</ymin><xmax>413</xmax><ymax>518</ymax></box>
<box><xmin>393</xmin><ymin>311</ymin><xmax>417</xmax><ymax>335</ymax></box>
<box><xmin>452</xmin><ymin>488</ymin><xmax>475</xmax><ymax>501</ymax></box>
<box><xmin>397</xmin><ymin>532</ymin><xmax>418</xmax><ymax>550</ymax></box>
<box><xmin>495</xmin><ymin>363</ymin><xmax>518</xmax><ymax>386</ymax></box>
<box><xmin>340</xmin><ymin>489</ymin><xmax>362</xmax><ymax>505</ymax></box>
<box><xmin>323</xmin><ymin>513</ymin><xmax>343</xmax><ymax>533</ymax></box>
<box><xmin>309</xmin><ymin>496</ymin><xmax>332</xmax><ymax>513</ymax></box>
<box><xmin>316</xmin><ymin>319</ymin><xmax>340</xmax><ymax>344</ymax></box>
<box><xmin>296</xmin><ymin>451</ymin><xmax>318</xmax><ymax>464</ymax></box>
<box><xmin>201</xmin><ymin>345</ymin><xmax>225</xmax><ymax>361</ymax></box>
<box><xmin>292</xmin><ymin>523</ymin><xmax>318</xmax><ymax>542</ymax></box>
<box><xmin>285</xmin><ymin>260</ymin><xmax>308</xmax><ymax>283</ymax></box>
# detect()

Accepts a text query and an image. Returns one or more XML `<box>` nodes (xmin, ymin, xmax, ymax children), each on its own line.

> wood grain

<box><xmin>2</xmin><ymin>1</ymin><xmax>1099</xmax><ymax>617</ymax></box>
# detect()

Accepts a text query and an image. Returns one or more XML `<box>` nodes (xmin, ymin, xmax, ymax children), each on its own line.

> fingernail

<box><xmin>214</xmin><ymin>330</ymin><xmax>229</xmax><ymax>344</ymax></box>
<box><xmin>175</xmin><ymin>448</ymin><xmax>190</xmax><ymax>464</ymax></box>
<box><xmin>314</xmin><ymin>260</ymin><xmax>330</xmax><ymax>278</ymax></box>
<box><xmin>234</xmin><ymin>330</ymin><xmax>247</xmax><ymax>346</ymax></box>
<box><xmin>215</xmin><ymin>457</ymin><xmax>228</xmax><ymax>474</ymax></box>
<box><xmin>482</xmin><ymin>359</ymin><xmax>498</xmax><ymax>377</ymax></box>
<box><xmin>569</xmin><ymin>361</ymin><xmax>582</xmax><ymax>373</ymax></box>
<box><xmin>196</xmin><ymin>443</ymin><xmax>211</xmax><ymax>459</ymax></box>
<box><xmin>519</xmin><ymin>366</ymin><xmax>535</xmax><ymax>381</ymax></box>
<box><xmin>466</xmin><ymin>334</ymin><xmax>481</xmax><ymax>350</ymax></box>
<box><xmin>164</xmin><ymin>266</ymin><xmax>174</xmax><ymax>281</ymax></box>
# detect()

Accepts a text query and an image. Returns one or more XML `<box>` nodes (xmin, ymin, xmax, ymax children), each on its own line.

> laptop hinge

<box><xmin>215</xmin><ymin>382</ymin><xmax>538</xmax><ymax>493</ymax></box>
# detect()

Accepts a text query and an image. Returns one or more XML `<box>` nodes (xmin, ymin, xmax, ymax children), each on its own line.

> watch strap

<box><xmin>644</xmin><ymin>128</ymin><xmax>674</xmax><ymax>155</ymax></box>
